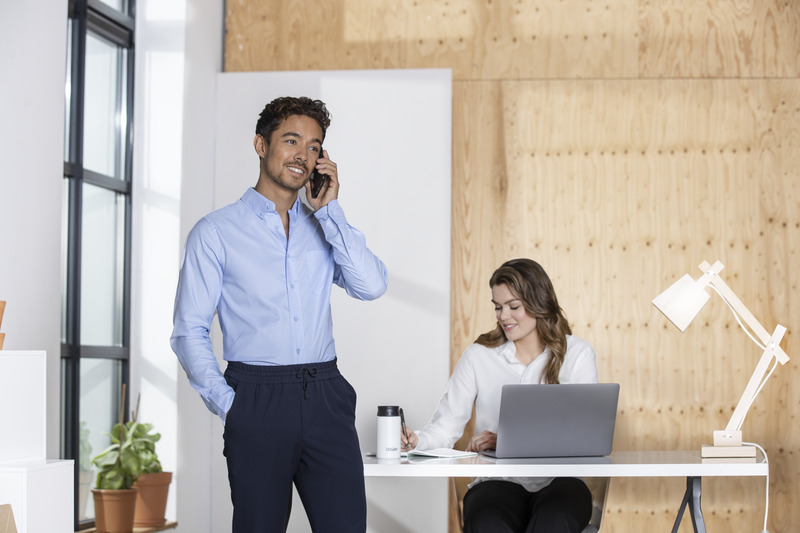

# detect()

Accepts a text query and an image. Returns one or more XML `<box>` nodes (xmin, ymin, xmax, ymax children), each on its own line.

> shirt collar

<box><xmin>241</xmin><ymin>187</ymin><xmax>301</xmax><ymax>217</ymax></box>
<box><xmin>497</xmin><ymin>340</ymin><xmax>550</xmax><ymax>365</ymax></box>
<box><xmin>498</xmin><ymin>340</ymin><xmax>518</xmax><ymax>364</ymax></box>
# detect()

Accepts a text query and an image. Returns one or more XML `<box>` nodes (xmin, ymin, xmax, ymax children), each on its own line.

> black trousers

<box><xmin>463</xmin><ymin>478</ymin><xmax>592</xmax><ymax>533</ymax></box>
<box><xmin>223</xmin><ymin>359</ymin><xmax>366</xmax><ymax>533</ymax></box>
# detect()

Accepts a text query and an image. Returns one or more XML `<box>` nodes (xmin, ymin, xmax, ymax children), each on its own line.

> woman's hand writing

<box><xmin>401</xmin><ymin>429</ymin><xmax>418</xmax><ymax>451</ymax></box>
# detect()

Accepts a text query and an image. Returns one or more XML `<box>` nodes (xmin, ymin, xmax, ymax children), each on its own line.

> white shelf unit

<box><xmin>0</xmin><ymin>351</ymin><xmax>73</xmax><ymax>533</ymax></box>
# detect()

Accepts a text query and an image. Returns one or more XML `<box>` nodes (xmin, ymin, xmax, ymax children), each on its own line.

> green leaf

<box><xmin>120</xmin><ymin>448</ymin><xmax>142</xmax><ymax>478</ymax></box>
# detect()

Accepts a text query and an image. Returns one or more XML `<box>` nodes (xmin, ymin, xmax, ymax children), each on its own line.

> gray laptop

<box><xmin>482</xmin><ymin>383</ymin><xmax>620</xmax><ymax>458</ymax></box>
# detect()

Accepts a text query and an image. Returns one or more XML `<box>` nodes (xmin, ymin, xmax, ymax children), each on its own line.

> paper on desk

<box><xmin>407</xmin><ymin>448</ymin><xmax>477</xmax><ymax>459</ymax></box>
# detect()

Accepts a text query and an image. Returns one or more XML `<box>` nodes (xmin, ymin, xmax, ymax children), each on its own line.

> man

<box><xmin>171</xmin><ymin>96</ymin><xmax>388</xmax><ymax>532</ymax></box>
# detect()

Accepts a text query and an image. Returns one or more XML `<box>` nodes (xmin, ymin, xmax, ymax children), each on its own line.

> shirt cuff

<box><xmin>215</xmin><ymin>386</ymin><xmax>236</xmax><ymax>425</ymax></box>
<box><xmin>314</xmin><ymin>199</ymin><xmax>344</xmax><ymax>223</ymax></box>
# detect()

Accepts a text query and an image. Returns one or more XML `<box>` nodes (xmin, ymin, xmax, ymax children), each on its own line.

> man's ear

<box><xmin>253</xmin><ymin>134</ymin><xmax>267</xmax><ymax>158</ymax></box>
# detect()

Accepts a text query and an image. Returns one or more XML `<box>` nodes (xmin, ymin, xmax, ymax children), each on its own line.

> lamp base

<box><xmin>701</xmin><ymin>444</ymin><xmax>757</xmax><ymax>458</ymax></box>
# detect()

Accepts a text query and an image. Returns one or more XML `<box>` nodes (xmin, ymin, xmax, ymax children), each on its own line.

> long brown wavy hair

<box><xmin>475</xmin><ymin>258</ymin><xmax>571</xmax><ymax>384</ymax></box>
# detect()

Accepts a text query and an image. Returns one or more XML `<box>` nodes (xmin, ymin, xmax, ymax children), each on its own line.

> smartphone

<box><xmin>310</xmin><ymin>150</ymin><xmax>327</xmax><ymax>199</ymax></box>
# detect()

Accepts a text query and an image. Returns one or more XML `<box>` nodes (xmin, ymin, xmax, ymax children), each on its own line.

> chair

<box><xmin>451</xmin><ymin>476</ymin><xmax>609</xmax><ymax>532</ymax></box>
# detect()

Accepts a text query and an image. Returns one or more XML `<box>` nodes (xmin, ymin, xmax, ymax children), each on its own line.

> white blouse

<box><xmin>415</xmin><ymin>335</ymin><xmax>598</xmax><ymax>492</ymax></box>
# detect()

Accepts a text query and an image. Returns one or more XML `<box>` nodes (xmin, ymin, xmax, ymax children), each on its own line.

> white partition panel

<box><xmin>213</xmin><ymin>70</ymin><xmax>452</xmax><ymax>533</ymax></box>
<box><xmin>0</xmin><ymin>351</ymin><xmax>46</xmax><ymax>464</ymax></box>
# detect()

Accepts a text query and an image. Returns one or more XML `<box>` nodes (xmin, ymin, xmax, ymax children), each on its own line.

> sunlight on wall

<box><xmin>132</xmin><ymin>0</ymin><xmax>187</xmax><ymax>523</ymax></box>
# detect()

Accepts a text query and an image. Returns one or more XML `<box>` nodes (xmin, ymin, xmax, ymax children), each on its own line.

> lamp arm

<box><xmin>698</xmin><ymin>262</ymin><xmax>790</xmax><ymax>445</ymax></box>
<box><xmin>724</xmin><ymin>334</ymin><xmax>782</xmax><ymax>433</ymax></box>
<box><xmin>700</xmin><ymin>261</ymin><xmax>790</xmax><ymax>365</ymax></box>
<box><xmin>735</xmin><ymin>356</ymin><xmax>780</xmax><ymax>431</ymax></box>
<box><xmin>700</xmin><ymin>262</ymin><xmax>767</xmax><ymax>341</ymax></box>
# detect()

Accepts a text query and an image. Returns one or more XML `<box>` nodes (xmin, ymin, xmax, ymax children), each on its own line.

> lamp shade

<box><xmin>652</xmin><ymin>274</ymin><xmax>711</xmax><ymax>332</ymax></box>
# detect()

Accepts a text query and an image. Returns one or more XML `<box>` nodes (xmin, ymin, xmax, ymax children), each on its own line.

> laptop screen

<box><xmin>486</xmin><ymin>383</ymin><xmax>620</xmax><ymax>458</ymax></box>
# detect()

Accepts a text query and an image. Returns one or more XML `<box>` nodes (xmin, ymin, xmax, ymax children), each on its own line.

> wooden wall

<box><xmin>224</xmin><ymin>1</ymin><xmax>800</xmax><ymax>531</ymax></box>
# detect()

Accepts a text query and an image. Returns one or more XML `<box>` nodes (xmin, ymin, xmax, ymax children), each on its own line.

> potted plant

<box><xmin>128</xmin><ymin>396</ymin><xmax>173</xmax><ymax>527</ymax></box>
<box><xmin>91</xmin><ymin>386</ymin><xmax>142</xmax><ymax>533</ymax></box>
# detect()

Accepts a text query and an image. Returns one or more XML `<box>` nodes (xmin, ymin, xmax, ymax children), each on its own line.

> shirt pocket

<box><xmin>302</xmin><ymin>249</ymin><xmax>333</xmax><ymax>295</ymax></box>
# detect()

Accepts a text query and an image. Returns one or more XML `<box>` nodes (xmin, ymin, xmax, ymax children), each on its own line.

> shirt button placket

<box><xmin>286</xmin><ymin>253</ymin><xmax>304</xmax><ymax>359</ymax></box>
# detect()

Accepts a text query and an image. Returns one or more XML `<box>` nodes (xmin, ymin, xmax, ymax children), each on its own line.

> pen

<box><xmin>399</xmin><ymin>407</ymin><xmax>409</xmax><ymax>444</ymax></box>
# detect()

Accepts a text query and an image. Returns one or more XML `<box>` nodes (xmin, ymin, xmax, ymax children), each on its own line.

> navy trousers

<box><xmin>463</xmin><ymin>478</ymin><xmax>592</xmax><ymax>533</ymax></box>
<box><xmin>223</xmin><ymin>359</ymin><xmax>366</xmax><ymax>533</ymax></box>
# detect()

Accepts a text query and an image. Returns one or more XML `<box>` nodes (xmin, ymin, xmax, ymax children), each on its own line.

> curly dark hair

<box><xmin>255</xmin><ymin>96</ymin><xmax>331</xmax><ymax>144</ymax></box>
<box><xmin>475</xmin><ymin>258</ymin><xmax>572</xmax><ymax>384</ymax></box>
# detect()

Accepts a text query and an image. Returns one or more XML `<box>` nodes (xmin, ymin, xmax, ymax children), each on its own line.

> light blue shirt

<box><xmin>170</xmin><ymin>187</ymin><xmax>388</xmax><ymax>421</ymax></box>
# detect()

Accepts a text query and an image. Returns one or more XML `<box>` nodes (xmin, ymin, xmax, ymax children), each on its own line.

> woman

<box><xmin>402</xmin><ymin>258</ymin><xmax>597</xmax><ymax>533</ymax></box>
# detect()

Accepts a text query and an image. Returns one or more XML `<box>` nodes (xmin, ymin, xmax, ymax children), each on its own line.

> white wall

<box><xmin>129</xmin><ymin>0</ymin><xmax>203</xmax><ymax>525</ymax></box>
<box><xmin>172</xmin><ymin>0</ymin><xmax>225</xmax><ymax>531</ymax></box>
<box><xmin>0</xmin><ymin>1</ymin><xmax>67</xmax><ymax>460</ymax></box>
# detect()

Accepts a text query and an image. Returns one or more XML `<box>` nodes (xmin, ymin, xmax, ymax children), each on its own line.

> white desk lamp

<box><xmin>652</xmin><ymin>261</ymin><xmax>790</xmax><ymax>458</ymax></box>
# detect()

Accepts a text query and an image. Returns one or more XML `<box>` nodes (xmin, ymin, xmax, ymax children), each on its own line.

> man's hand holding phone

<box><xmin>306</xmin><ymin>149</ymin><xmax>338</xmax><ymax>209</ymax></box>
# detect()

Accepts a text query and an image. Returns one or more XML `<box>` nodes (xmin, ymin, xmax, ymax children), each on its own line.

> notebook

<box><xmin>481</xmin><ymin>383</ymin><xmax>620</xmax><ymax>459</ymax></box>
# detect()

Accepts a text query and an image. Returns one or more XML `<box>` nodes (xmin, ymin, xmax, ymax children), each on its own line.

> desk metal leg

<box><xmin>671</xmin><ymin>476</ymin><xmax>706</xmax><ymax>533</ymax></box>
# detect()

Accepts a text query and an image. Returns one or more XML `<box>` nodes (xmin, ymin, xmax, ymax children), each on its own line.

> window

<box><xmin>62</xmin><ymin>0</ymin><xmax>135</xmax><ymax>528</ymax></box>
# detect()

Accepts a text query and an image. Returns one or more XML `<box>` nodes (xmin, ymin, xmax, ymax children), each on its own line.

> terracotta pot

<box><xmin>92</xmin><ymin>488</ymin><xmax>138</xmax><ymax>533</ymax></box>
<box><xmin>133</xmin><ymin>472</ymin><xmax>172</xmax><ymax>527</ymax></box>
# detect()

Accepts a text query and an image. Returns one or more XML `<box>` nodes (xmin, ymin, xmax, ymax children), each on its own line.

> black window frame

<box><xmin>62</xmin><ymin>0</ymin><xmax>136</xmax><ymax>529</ymax></box>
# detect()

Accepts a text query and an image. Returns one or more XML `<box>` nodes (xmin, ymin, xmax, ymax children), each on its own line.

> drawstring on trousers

<box><xmin>296</xmin><ymin>367</ymin><xmax>318</xmax><ymax>399</ymax></box>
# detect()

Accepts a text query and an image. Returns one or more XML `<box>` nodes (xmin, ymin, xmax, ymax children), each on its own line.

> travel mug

<box><xmin>376</xmin><ymin>405</ymin><xmax>401</xmax><ymax>459</ymax></box>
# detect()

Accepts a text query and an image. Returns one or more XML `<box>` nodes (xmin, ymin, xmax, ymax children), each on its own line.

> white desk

<box><xmin>363</xmin><ymin>450</ymin><xmax>768</xmax><ymax>533</ymax></box>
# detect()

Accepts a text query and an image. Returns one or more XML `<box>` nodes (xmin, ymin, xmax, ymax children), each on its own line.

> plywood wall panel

<box><xmin>453</xmin><ymin>77</ymin><xmax>800</xmax><ymax>531</ymax></box>
<box><xmin>451</xmin><ymin>81</ymin><xmax>507</xmax><ymax>354</ymax></box>
<box><xmin>606</xmin><ymin>476</ymin><xmax>769</xmax><ymax>532</ymax></box>
<box><xmin>225</xmin><ymin>0</ymin><xmax>639</xmax><ymax>79</ymax></box>
<box><xmin>640</xmin><ymin>0</ymin><xmax>800</xmax><ymax>78</ymax></box>
<box><xmin>226</xmin><ymin>1</ymin><xmax>799</xmax><ymax>80</ymax></box>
